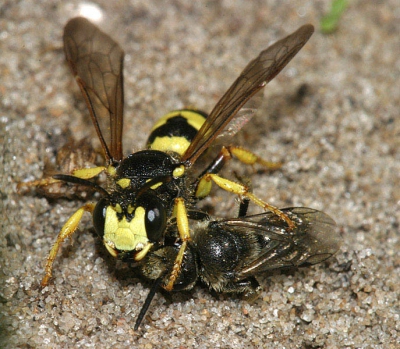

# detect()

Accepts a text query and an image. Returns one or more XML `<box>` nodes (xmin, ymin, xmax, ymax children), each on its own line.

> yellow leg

<box><xmin>195</xmin><ymin>145</ymin><xmax>281</xmax><ymax>199</ymax></box>
<box><xmin>72</xmin><ymin>166</ymin><xmax>107</xmax><ymax>179</ymax></box>
<box><xmin>227</xmin><ymin>146</ymin><xmax>282</xmax><ymax>170</ymax></box>
<box><xmin>18</xmin><ymin>166</ymin><xmax>107</xmax><ymax>194</ymax></box>
<box><xmin>41</xmin><ymin>203</ymin><xmax>95</xmax><ymax>287</ymax></box>
<box><xmin>17</xmin><ymin>177</ymin><xmax>60</xmax><ymax>193</ymax></box>
<box><xmin>200</xmin><ymin>173</ymin><xmax>295</xmax><ymax>230</ymax></box>
<box><xmin>165</xmin><ymin>198</ymin><xmax>190</xmax><ymax>291</ymax></box>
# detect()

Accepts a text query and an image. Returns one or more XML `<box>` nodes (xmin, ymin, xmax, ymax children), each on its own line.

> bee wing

<box><xmin>181</xmin><ymin>24</ymin><xmax>314</xmax><ymax>166</ymax></box>
<box><xmin>216</xmin><ymin>207</ymin><xmax>339</xmax><ymax>279</ymax></box>
<box><xmin>63</xmin><ymin>17</ymin><xmax>124</xmax><ymax>163</ymax></box>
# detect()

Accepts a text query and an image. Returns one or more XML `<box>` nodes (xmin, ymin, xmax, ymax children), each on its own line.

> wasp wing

<box><xmin>214</xmin><ymin>107</ymin><xmax>256</xmax><ymax>141</ymax></box>
<box><xmin>181</xmin><ymin>24</ymin><xmax>314</xmax><ymax>166</ymax></box>
<box><xmin>63</xmin><ymin>17</ymin><xmax>124</xmax><ymax>163</ymax></box>
<box><xmin>214</xmin><ymin>207</ymin><xmax>339</xmax><ymax>279</ymax></box>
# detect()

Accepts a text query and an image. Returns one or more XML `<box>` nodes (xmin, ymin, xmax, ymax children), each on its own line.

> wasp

<box><xmin>25</xmin><ymin>17</ymin><xmax>339</xmax><ymax>329</ymax></box>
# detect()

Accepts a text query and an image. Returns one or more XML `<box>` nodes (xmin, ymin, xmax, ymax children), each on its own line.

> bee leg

<box><xmin>197</xmin><ymin>173</ymin><xmax>295</xmax><ymax>229</ymax></box>
<box><xmin>164</xmin><ymin>198</ymin><xmax>191</xmax><ymax>291</ymax></box>
<box><xmin>219</xmin><ymin>277</ymin><xmax>262</xmax><ymax>301</ymax></box>
<box><xmin>237</xmin><ymin>197</ymin><xmax>250</xmax><ymax>218</ymax></box>
<box><xmin>134</xmin><ymin>276</ymin><xmax>164</xmax><ymax>331</ymax></box>
<box><xmin>41</xmin><ymin>203</ymin><xmax>95</xmax><ymax>287</ymax></box>
<box><xmin>240</xmin><ymin>277</ymin><xmax>263</xmax><ymax>302</ymax></box>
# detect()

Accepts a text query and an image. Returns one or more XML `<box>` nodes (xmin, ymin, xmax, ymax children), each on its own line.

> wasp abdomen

<box><xmin>147</xmin><ymin>109</ymin><xmax>207</xmax><ymax>155</ymax></box>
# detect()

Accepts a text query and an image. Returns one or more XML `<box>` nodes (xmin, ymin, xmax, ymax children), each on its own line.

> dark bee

<box><xmin>137</xmin><ymin>207</ymin><xmax>339</xmax><ymax>329</ymax></box>
<box><xmin>24</xmin><ymin>17</ymin><xmax>339</xmax><ymax>329</ymax></box>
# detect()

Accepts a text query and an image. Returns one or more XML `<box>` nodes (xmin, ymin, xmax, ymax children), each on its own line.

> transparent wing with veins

<box><xmin>214</xmin><ymin>89</ymin><xmax>263</xmax><ymax>142</ymax></box>
<box><xmin>215</xmin><ymin>207</ymin><xmax>339</xmax><ymax>279</ymax></box>
<box><xmin>182</xmin><ymin>24</ymin><xmax>314</xmax><ymax>166</ymax></box>
<box><xmin>63</xmin><ymin>17</ymin><xmax>125</xmax><ymax>163</ymax></box>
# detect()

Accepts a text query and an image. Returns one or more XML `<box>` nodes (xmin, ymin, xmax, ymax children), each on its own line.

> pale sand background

<box><xmin>1</xmin><ymin>1</ymin><xmax>399</xmax><ymax>348</ymax></box>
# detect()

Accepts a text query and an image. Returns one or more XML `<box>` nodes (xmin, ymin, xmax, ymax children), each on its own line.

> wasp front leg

<box><xmin>41</xmin><ymin>203</ymin><xmax>95</xmax><ymax>287</ymax></box>
<box><xmin>17</xmin><ymin>176</ymin><xmax>60</xmax><ymax>193</ymax></box>
<box><xmin>18</xmin><ymin>165</ymin><xmax>108</xmax><ymax>200</ymax></box>
<box><xmin>164</xmin><ymin>198</ymin><xmax>191</xmax><ymax>291</ymax></box>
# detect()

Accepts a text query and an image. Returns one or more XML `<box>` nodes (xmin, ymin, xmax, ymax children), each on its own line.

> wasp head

<box><xmin>93</xmin><ymin>190</ymin><xmax>168</xmax><ymax>261</ymax></box>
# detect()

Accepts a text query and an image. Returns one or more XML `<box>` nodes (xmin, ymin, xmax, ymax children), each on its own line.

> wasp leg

<box><xmin>195</xmin><ymin>145</ymin><xmax>280</xmax><ymax>199</ymax></box>
<box><xmin>164</xmin><ymin>198</ymin><xmax>191</xmax><ymax>291</ymax></box>
<box><xmin>196</xmin><ymin>146</ymin><xmax>281</xmax><ymax>183</ymax></box>
<box><xmin>70</xmin><ymin>166</ymin><xmax>107</xmax><ymax>179</ymax></box>
<box><xmin>196</xmin><ymin>173</ymin><xmax>295</xmax><ymax>229</ymax></box>
<box><xmin>227</xmin><ymin>146</ymin><xmax>282</xmax><ymax>170</ymax></box>
<box><xmin>41</xmin><ymin>202</ymin><xmax>95</xmax><ymax>287</ymax></box>
<box><xmin>232</xmin><ymin>171</ymin><xmax>252</xmax><ymax>218</ymax></box>
<box><xmin>17</xmin><ymin>177</ymin><xmax>60</xmax><ymax>193</ymax></box>
<box><xmin>18</xmin><ymin>166</ymin><xmax>107</xmax><ymax>193</ymax></box>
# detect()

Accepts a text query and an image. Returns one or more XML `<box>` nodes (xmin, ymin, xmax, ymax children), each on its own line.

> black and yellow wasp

<box><xmin>23</xmin><ymin>18</ymin><xmax>339</xmax><ymax>330</ymax></box>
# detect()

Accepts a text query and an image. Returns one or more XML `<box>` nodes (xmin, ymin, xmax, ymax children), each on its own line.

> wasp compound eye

<box><xmin>138</xmin><ymin>193</ymin><xmax>167</xmax><ymax>243</ymax></box>
<box><xmin>145</xmin><ymin>195</ymin><xmax>167</xmax><ymax>242</ymax></box>
<box><xmin>93</xmin><ymin>197</ymin><xmax>109</xmax><ymax>237</ymax></box>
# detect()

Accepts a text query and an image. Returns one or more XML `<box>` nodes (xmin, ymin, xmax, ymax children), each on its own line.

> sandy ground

<box><xmin>1</xmin><ymin>1</ymin><xmax>399</xmax><ymax>348</ymax></box>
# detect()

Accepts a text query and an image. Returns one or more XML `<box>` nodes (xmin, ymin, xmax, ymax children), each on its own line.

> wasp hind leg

<box><xmin>227</xmin><ymin>145</ymin><xmax>282</xmax><ymax>170</ymax></box>
<box><xmin>194</xmin><ymin>145</ymin><xmax>292</xmax><ymax>227</ymax></box>
<box><xmin>41</xmin><ymin>202</ymin><xmax>95</xmax><ymax>287</ymax></box>
<box><xmin>196</xmin><ymin>173</ymin><xmax>295</xmax><ymax>229</ymax></box>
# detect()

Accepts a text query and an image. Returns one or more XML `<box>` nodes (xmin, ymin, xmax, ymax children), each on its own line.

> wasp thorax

<box><xmin>116</xmin><ymin>150</ymin><xmax>179</xmax><ymax>190</ymax></box>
